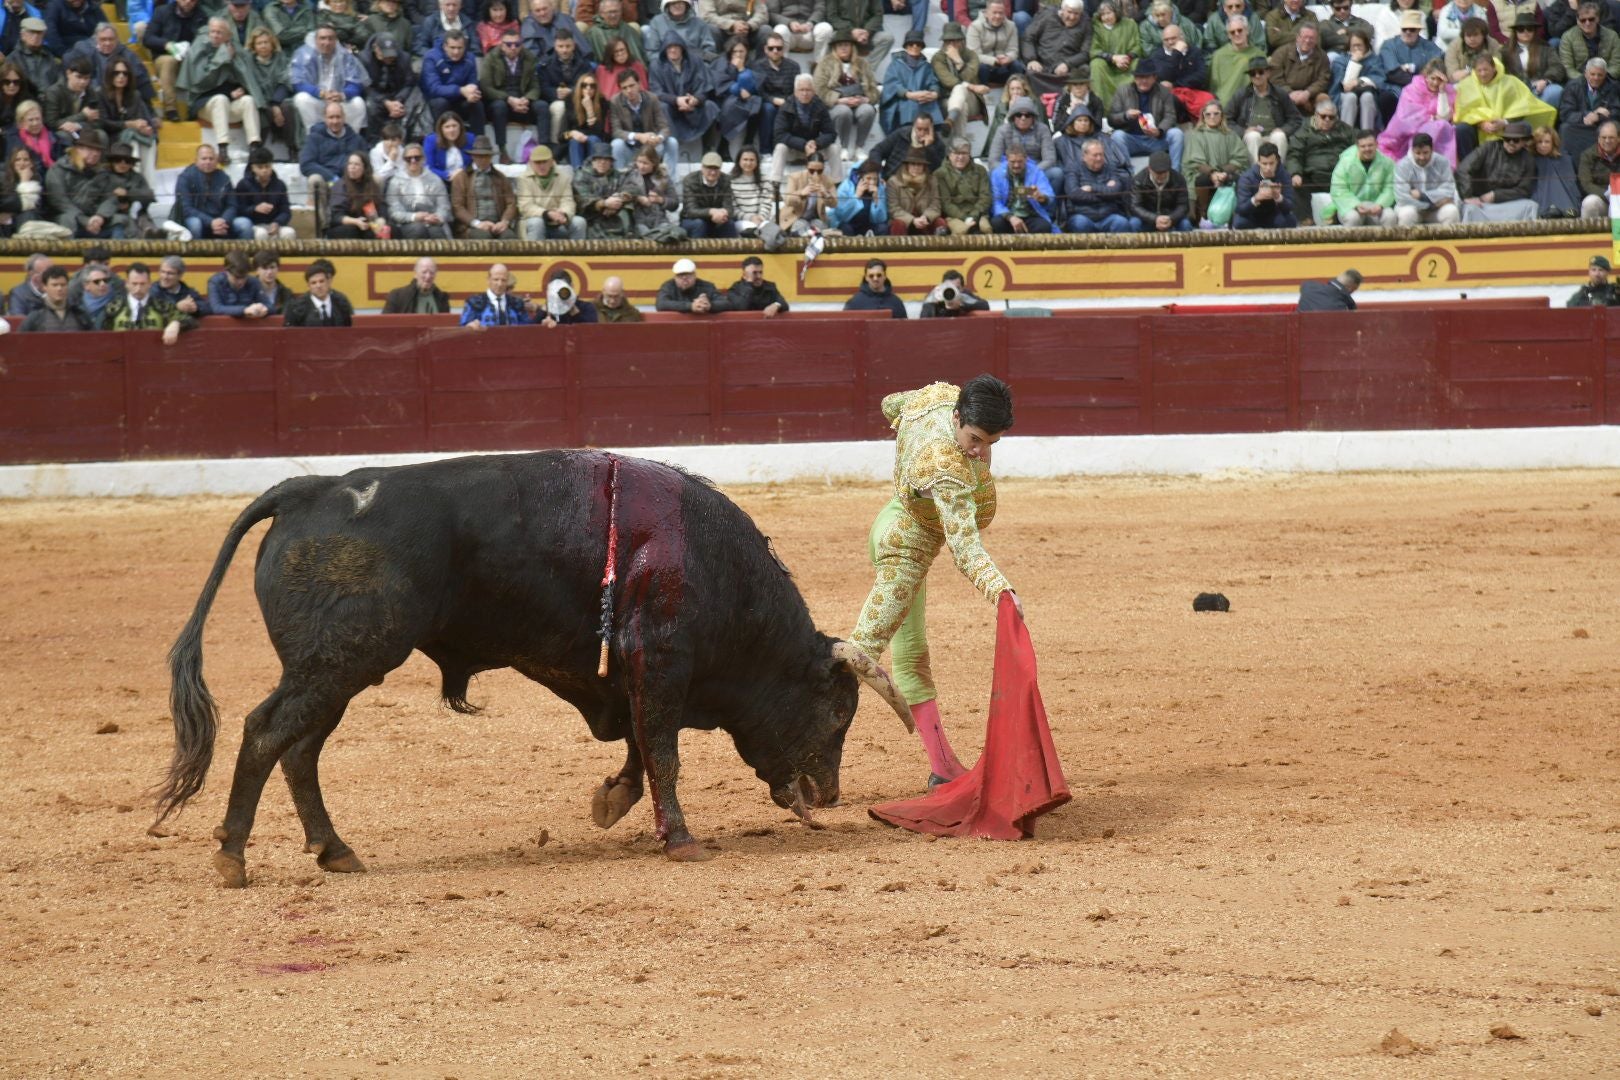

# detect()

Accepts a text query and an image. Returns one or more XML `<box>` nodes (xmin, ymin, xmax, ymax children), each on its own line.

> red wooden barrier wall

<box><xmin>3</xmin><ymin>306</ymin><xmax>1618</xmax><ymax>466</ymax></box>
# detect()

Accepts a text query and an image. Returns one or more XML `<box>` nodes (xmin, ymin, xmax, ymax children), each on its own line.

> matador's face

<box><xmin>953</xmin><ymin>411</ymin><xmax>1002</xmax><ymax>464</ymax></box>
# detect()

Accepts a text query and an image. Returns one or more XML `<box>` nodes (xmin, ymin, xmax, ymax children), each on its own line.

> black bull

<box><xmin>157</xmin><ymin>450</ymin><xmax>912</xmax><ymax>887</ymax></box>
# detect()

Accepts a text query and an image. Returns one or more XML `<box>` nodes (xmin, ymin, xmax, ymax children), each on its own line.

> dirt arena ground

<box><xmin>1</xmin><ymin>470</ymin><xmax>1617</xmax><ymax>1079</ymax></box>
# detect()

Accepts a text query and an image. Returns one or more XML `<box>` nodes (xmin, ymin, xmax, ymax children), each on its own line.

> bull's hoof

<box><xmin>591</xmin><ymin>777</ymin><xmax>639</xmax><ymax>829</ymax></box>
<box><xmin>663</xmin><ymin>840</ymin><xmax>716</xmax><ymax>863</ymax></box>
<box><xmin>213</xmin><ymin>849</ymin><xmax>247</xmax><ymax>889</ymax></box>
<box><xmin>316</xmin><ymin>845</ymin><xmax>367</xmax><ymax>874</ymax></box>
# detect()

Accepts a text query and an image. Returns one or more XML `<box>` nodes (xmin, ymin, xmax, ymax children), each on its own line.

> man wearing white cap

<box><xmin>679</xmin><ymin>151</ymin><xmax>738</xmax><ymax>237</ymax></box>
<box><xmin>655</xmin><ymin>257</ymin><xmax>729</xmax><ymax>313</ymax></box>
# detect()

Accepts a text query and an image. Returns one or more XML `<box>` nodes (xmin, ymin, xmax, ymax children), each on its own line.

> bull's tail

<box><xmin>152</xmin><ymin>477</ymin><xmax>322</xmax><ymax>825</ymax></box>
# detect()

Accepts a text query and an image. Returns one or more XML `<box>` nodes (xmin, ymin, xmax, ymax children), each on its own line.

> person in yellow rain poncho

<box><xmin>847</xmin><ymin>375</ymin><xmax>1023</xmax><ymax>791</ymax></box>
<box><xmin>1454</xmin><ymin>53</ymin><xmax>1557</xmax><ymax>149</ymax></box>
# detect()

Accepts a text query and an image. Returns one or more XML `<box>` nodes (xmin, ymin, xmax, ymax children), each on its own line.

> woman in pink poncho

<box><xmin>1380</xmin><ymin>59</ymin><xmax>1459</xmax><ymax>165</ymax></box>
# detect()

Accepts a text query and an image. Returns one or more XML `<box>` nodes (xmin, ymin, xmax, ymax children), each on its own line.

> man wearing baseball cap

<box><xmin>655</xmin><ymin>257</ymin><xmax>730</xmax><ymax>314</ymax></box>
<box><xmin>1568</xmin><ymin>255</ymin><xmax>1619</xmax><ymax>306</ymax></box>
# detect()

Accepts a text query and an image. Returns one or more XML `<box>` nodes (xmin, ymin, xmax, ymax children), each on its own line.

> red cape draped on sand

<box><xmin>869</xmin><ymin>592</ymin><xmax>1071</xmax><ymax>838</ymax></box>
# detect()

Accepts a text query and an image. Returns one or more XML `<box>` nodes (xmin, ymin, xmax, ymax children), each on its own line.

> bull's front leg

<box><xmin>590</xmin><ymin>740</ymin><xmax>644</xmax><ymax>829</ymax></box>
<box><xmin>640</xmin><ymin>723</ymin><xmax>713</xmax><ymax>863</ymax></box>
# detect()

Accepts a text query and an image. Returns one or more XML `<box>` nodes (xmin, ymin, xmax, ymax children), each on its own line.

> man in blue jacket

<box><xmin>43</xmin><ymin>0</ymin><xmax>97</xmax><ymax>57</ymax></box>
<box><xmin>421</xmin><ymin>30</ymin><xmax>486</xmax><ymax>133</ymax></box>
<box><xmin>205</xmin><ymin>250</ymin><xmax>271</xmax><ymax>320</ymax></box>
<box><xmin>415</xmin><ymin>0</ymin><xmax>481</xmax><ymax>57</ymax></box>
<box><xmin>174</xmin><ymin>143</ymin><xmax>242</xmax><ymax>239</ymax></box>
<box><xmin>288</xmin><ymin>24</ymin><xmax>368</xmax><ymax>133</ymax></box>
<box><xmin>990</xmin><ymin>142</ymin><xmax>1055</xmax><ymax>232</ymax></box>
<box><xmin>842</xmin><ymin>257</ymin><xmax>907</xmax><ymax>317</ymax></box>
<box><xmin>300</xmin><ymin>98</ymin><xmax>365</xmax><ymax>180</ymax></box>
<box><xmin>1063</xmin><ymin>136</ymin><xmax>1138</xmax><ymax>232</ymax></box>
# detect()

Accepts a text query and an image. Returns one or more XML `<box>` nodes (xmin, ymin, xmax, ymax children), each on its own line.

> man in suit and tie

<box><xmin>283</xmin><ymin>259</ymin><xmax>355</xmax><ymax>326</ymax></box>
<box><xmin>459</xmin><ymin>263</ymin><xmax>535</xmax><ymax>327</ymax></box>
<box><xmin>1296</xmin><ymin>267</ymin><xmax>1361</xmax><ymax>311</ymax></box>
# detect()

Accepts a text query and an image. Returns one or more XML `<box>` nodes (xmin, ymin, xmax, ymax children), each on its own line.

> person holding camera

<box><xmin>541</xmin><ymin>273</ymin><xmax>598</xmax><ymax>326</ymax></box>
<box><xmin>1233</xmin><ymin>142</ymin><xmax>1299</xmax><ymax>228</ymax></box>
<box><xmin>919</xmin><ymin>270</ymin><xmax>990</xmax><ymax>318</ymax></box>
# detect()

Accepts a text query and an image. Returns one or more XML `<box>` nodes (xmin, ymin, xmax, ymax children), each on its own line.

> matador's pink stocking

<box><xmin>911</xmin><ymin>699</ymin><xmax>966</xmax><ymax>781</ymax></box>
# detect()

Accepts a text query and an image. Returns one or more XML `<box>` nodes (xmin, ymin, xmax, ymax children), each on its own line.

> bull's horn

<box><xmin>831</xmin><ymin>641</ymin><xmax>915</xmax><ymax>734</ymax></box>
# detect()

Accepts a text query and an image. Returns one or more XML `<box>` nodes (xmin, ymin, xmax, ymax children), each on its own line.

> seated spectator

<box><xmin>1210</xmin><ymin>15</ymin><xmax>1265</xmax><ymax>106</ymax></box>
<box><xmin>1049</xmin><ymin>68</ymin><xmax>1104</xmax><ymax>137</ymax></box>
<box><xmin>363</xmin><ymin>35</ymin><xmax>427</xmax><ymax>147</ymax></box>
<box><xmin>888</xmin><ymin>146</ymin><xmax>944</xmax><ymax>234</ymax></box>
<box><xmin>1504</xmin><ymin>12</ymin><xmax>1564</xmax><ymax>109</ymax></box>
<box><xmin>598</xmin><ymin>35</ymin><xmax>647</xmax><ymax>103</ymax></box>
<box><xmin>283</xmin><ymin>260</ymin><xmax>354</xmax><ymax>327</ymax></box>
<box><xmin>931</xmin><ymin>24</ymin><xmax>985</xmax><ymax>138</ymax></box>
<box><xmin>609</xmin><ymin>67</ymin><xmax>678</xmax><ymax>170</ymax></box>
<box><xmin>11</xmin><ymin>19</ymin><xmax>59</xmax><ymax>107</ymax></box>
<box><xmin>106</xmin><ymin>261</ymin><xmax>192</xmax><ymax>344</ymax></box>
<box><xmin>772</xmin><ymin>73</ymin><xmax>837</xmax><ymax>182</ymax></box>
<box><xmin>41</xmin><ymin>56</ymin><xmax>98</xmax><ymax>144</ymax></box>
<box><xmin>175</xmin><ymin>142</ymin><xmax>243</xmax><ymax>239</ymax></box>
<box><xmin>704</xmin><ymin>0</ymin><xmax>771</xmax><ymax>55</ymax></box>
<box><xmin>154</xmin><ymin>254</ymin><xmax>206</xmax><ymax>316</ymax></box>
<box><xmin>423</xmin><ymin>110</ymin><xmax>474</xmax><ymax>181</ymax></box>
<box><xmin>517</xmin><ymin>143</ymin><xmax>585</xmax><ymax>238</ymax></box>
<box><xmin>371</xmin><ymin>121</ymin><xmax>405</xmax><ymax>183</ymax></box>
<box><xmin>1089</xmin><ymin>2</ymin><xmax>1140</xmax><ymax>109</ymax></box>
<box><xmin>933</xmin><ymin>137</ymin><xmax>990</xmax><ymax>234</ymax></box>
<box><xmin>815</xmin><ymin>29</ymin><xmax>878</xmax><ymax>161</ymax></box>
<box><xmin>422</xmin><ymin>31</ymin><xmax>486</xmax><ymax>136</ymax></box>
<box><xmin>289</xmin><ymin>26</ymin><xmax>367</xmax><ymax>136</ymax></box>
<box><xmin>66</xmin><ymin>23</ymin><xmax>155</xmax><ymax>106</ymax></box>
<box><xmin>919</xmin><ymin>269</ymin><xmax>990</xmax><ymax>318</ymax></box>
<box><xmin>1328</xmin><ymin>130</ymin><xmax>1396</xmax><ymax>225</ymax></box>
<box><xmin>99</xmin><ymin>142</ymin><xmax>152</xmax><ymax>238</ymax></box>
<box><xmin>1288</xmin><ymin>96</ymin><xmax>1354</xmax><ymax>222</ymax></box>
<box><xmin>644</xmin><ymin>0</ymin><xmax>711</xmax><ymax>63</ymax></box>
<box><xmin>1270</xmin><ymin>23</ymin><xmax>1331</xmax><ymax>117</ymax></box>
<box><xmin>1557</xmin><ymin>56</ymin><xmax>1619</xmax><ymax>163</ymax></box>
<box><xmin>596</xmin><ymin>275</ymin><xmax>643</xmax><ymax>322</ymax></box>
<box><xmin>98</xmin><ymin>53</ymin><xmax>157</xmax><ymax>157</ymax></box>
<box><xmin>729</xmin><ymin>145</ymin><xmax>772</xmax><ymax>234</ymax></box>
<box><xmin>246</xmin><ymin>28</ymin><xmax>293</xmax><ymax>152</ymax></box>
<box><xmin>1319</xmin><ymin>0</ymin><xmax>1375</xmax><ymax>56</ymax></box>
<box><xmin>1207</xmin><ymin>0</ymin><xmax>1264</xmax><ymax>55</ymax></box>
<box><xmin>481</xmin><ymin>27</ymin><xmax>542</xmax><ymax>161</ymax></box>
<box><xmin>822</xmin><ymin>0</ymin><xmax>893</xmax><ymax>79</ymax></box>
<box><xmin>1064</xmin><ymin>136</ymin><xmax>1136</xmax><ymax>232</ymax></box>
<box><xmin>990</xmin><ymin>142</ymin><xmax>1056</xmax><ymax>232</ymax></box>
<box><xmin>5</xmin><ymin>251</ymin><xmax>49</xmax><ymax>316</ymax></box>
<box><xmin>451</xmin><ymin>135</ymin><xmax>516</xmax><ymax>238</ymax></box>
<box><xmin>521</xmin><ymin>0</ymin><xmax>579</xmax><ymax>60</ymax></box>
<box><xmin>0</xmin><ymin>63</ymin><xmax>32</xmax><ymax>132</ymax></box>
<box><xmin>881</xmin><ymin>31</ymin><xmax>942</xmax><ymax>134</ymax></box>
<box><xmin>0</xmin><ymin>144</ymin><xmax>43</xmax><ymax>237</ymax></box>
<box><xmin>1532</xmin><ymin>121</ymin><xmax>1583</xmax><ymax>215</ymax></box>
<box><xmin>263</xmin><ymin>0</ymin><xmax>315</xmax><ymax>56</ymax></box>
<box><xmin>969</xmin><ymin>1</ymin><xmax>1023</xmax><ymax>87</ymax></box>
<box><xmin>233</xmin><ymin>145</ymin><xmax>294</xmax><ymax>240</ymax></box>
<box><xmin>1056</xmin><ymin>103</ymin><xmax>1128</xmax><ymax>173</ymax></box>
<box><xmin>1183</xmin><ymin>99</ymin><xmax>1247</xmax><ymax>222</ymax></box>
<box><xmin>1381</xmin><ymin>60</ymin><xmax>1457</xmax><ymax>164</ymax></box>
<box><xmin>382</xmin><ymin>256</ymin><xmax>452</xmax><ymax>314</ymax></box>
<box><xmin>867</xmin><ymin>112</ymin><xmax>944</xmax><ymax>179</ymax></box>
<box><xmin>772</xmin><ymin>0</ymin><xmax>822</xmax><ymax>59</ymax></box>
<box><xmin>751</xmin><ymin>31</ymin><xmax>801</xmax><ymax>144</ymax></box>
<box><xmin>984</xmin><ymin>95</ymin><xmax>1062</xmax><ymax>187</ymax></box>
<box><xmin>1393</xmin><ymin>131</ymin><xmax>1459</xmax><ymax>224</ymax></box>
<box><xmin>779</xmin><ymin>148</ymin><xmax>838</xmax><ymax>233</ymax></box>
<box><xmin>1230</xmin><ymin>57</ymin><xmax>1299</xmax><ymax>165</ymax></box>
<box><xmin>1108</xmin><ymin>63</ymin><xmax>1184</xmax><ymax>170</ymax></box>
<box><xmin>679</xmin><ymin>149</ymin><xmax>736</xmax><ymax>237</ymax></box>
<box><xmin>1141</xmin><ymin>0</ymin><xmax>1199</xmax><ymax>54</ymax></box>
<box><xmin>1454</xmin><ymin>52</ymin><xmax>1556</xmax><ymax>159</ymax></box>
<box><xmin>6</xmin><ymin>99</ymin><xmax>53</xmax><ymax>174</ymax></box>
<box><xmin>253</xmin><ymin>250</ymin><xmax>288</xmax><ymax>316</ymax></box>
<box><xmin>317</xmin><ymin>0</ymin><xmax>366</xmax><ymax>50</ymax></box>
<box><xmin>711</xmin><ymin>35</ymin><xmax>759</xmax><ymax>154</ymax></box>
<box><xmin>1265</xmin><ymin>0</ymin><xmax>1318</xmax><ymax>53</ymax></box>
<box><xmin>827</xmin><ymin>155</ymin><xmax>888</xmax><ymax>234</ymax></box>
<box><xmin>1296</xmin><ymin>267</ymin><xmax>1361</xmax><ymax>311</ymax></box>
<box><xmin>1132</xmin><ymin>149</ymin><xmax>1192</xmax><ymax>231</ymax></box>
<box><xmin>1333</xmin><ymin>29</ymin><xmax>1385</xmax><ymax>133</ymax></box>
<box><xmin>726</xmin><ymin>255</ymin><xmax>789</xmax><ymax>316</ymax></box>
<box><xmin>649</xmin><ymin>38</ymin><xmax>717</xmax><ymax>155</ymax></box>
<box><xmin>843</xmin><ymin>257</ymin><xmax>906</xmax><ymax>317</ymax></box>
<box><xmin>1231</xmin><ymin>142</ymin><xmax>1296</xmax><ymax>226</ymax></box>
<box><xmin>556</xmin><ymin>66</ymin><xmax>607</xmax><ymax>170</ymax></box>
<box><xmin>625</xmin><ymin>143</ymin><xmax>678</xmax><ymax>234</ymax></box>
<box><xmin>388</xmin><ymin>141</ymin><xmax>454</xmax><ymax>238</ymax></box>
<box><xmin>574</xmin><ymin>139</ymin><xmax>633</xmax><ymax>236</ymax></box>
<box><xmin>418</xmin><ymin>0</ymin><xmax>481</xmax><ymax>58</ymax></box>
<box><xmin>1379</xmin><ymin>10</ymin><xmax>1444</xmax><ymax>122</ymax></box>
<box><xmin>1578</xmin><ymin>118</ymin><xmax>1620</xmax><ymax>215</ymax></box>
<box><xmin>541</xmin><ymin>274</ymin><xmax>598</xmax><ymax>326</ymax></box>
<box><xmin>66</xmin><ymin>245</ymin><xmax>122</xmax><ymax>306</ymax></box>
<box><xmin>327</xmin><ymin>152</ymin><xmax>388</xmax><ymax>238</ymax></box>
<box><xmin>72</xmin><ymin>258</ymin><xmax>115</xmax><ymax>328</ymax></box>
<box><xmin>478</xmin><ymin>0</ymin><xmax>520</xmax><ymax>53</ymax></box>
<box><xmin>178</xmin><ymin>16</ymin><xmax>262</xmax><ymax>165</ymax></box>
<box><xmin>1023</xmin><ymin>0</ymin><xmax>1092</xmax><ymax>99</ymax></box>
<box><xmin>1567</xmin><ymin>253</ymin><xmax>1619</xmax><ymax>305</ymax></box>
<box><xmin>542</xmin><ymin>33</ymin><xmax>596</xmax><ymax>159</ymax></box>
<box><xmin>206</xmin><ymin>249</ymin><xmax>271</xmax><ymax>320</ymax></box>
<box><xmin>656</xmin><ymin>256</ymin><xmax>729</xmax><ymax>314</ymax></box>
<box><xmin>43</xmin><ymin>128</ymin><xmax>110</xmax><ymax>238</ymax></box>
<box><xmin>1457</xmin><ymin>118</ymin><xmax>1538</xmax><ymax>219</ymax></box>
<box><xmin>18</xmin><ymin>264</ymin><xmax>88</xmax><ymax>331</ymax></box>
<box><xmin>460</xmin><ymin>262</ymin><xmax>534</xmax><ymax>327</ymax></box>
<box><xmin>1443</xmin><ymin>17</ymin><xmax>1499</xmax><ymax>83</ymax></box>
<box><xmin>301</xmin><ymin>99</ymin><xmax>366</xmax><ymax>188</ymax></box>
<box><xmin>1557</xmin><ymin>3</ymin><xmax>1620</xmax><ymax>80</ymax></box>
<box><xmin>363</xmin><ymin>0</ymin><xmax>411</xmax><ymax>50</ymax></box>
<box><xmin>589</xmin><ymin>0</ymin><xmax>646</xmax><ymax>68</ymax></box>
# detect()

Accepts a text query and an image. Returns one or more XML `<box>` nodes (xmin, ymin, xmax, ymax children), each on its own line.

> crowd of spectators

<box><xmin>1</xmin><ymin>0</ymin><xmax>1616</xmax><ymax>240</ymax></box>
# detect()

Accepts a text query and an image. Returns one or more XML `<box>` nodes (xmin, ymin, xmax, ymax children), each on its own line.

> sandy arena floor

<box><xmin>0</xmin><ymin>470</ymin><xmax>1616</xmax><ymax>1079</ymax></box>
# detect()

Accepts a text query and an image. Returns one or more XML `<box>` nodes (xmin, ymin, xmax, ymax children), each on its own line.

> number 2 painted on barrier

<box><xmin>1425</xmin><ymin>258</ymin><xmax>1439</xmax><ymax>279</ymax></box>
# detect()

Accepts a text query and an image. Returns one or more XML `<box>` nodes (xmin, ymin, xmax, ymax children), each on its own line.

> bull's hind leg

<box><xmin>212</xmin><ymin>685</ymin><xmax>353</xmax><ymax>888</ymax></box>
<box><xmin>280</xmin><ymin>714</ymin><xmax>365</xmax><ymax>874</ymax></box>
<box><xmin>591</xmin><ymin>741</ymin><xmax>644</xmax><ymax>829</ymax></box>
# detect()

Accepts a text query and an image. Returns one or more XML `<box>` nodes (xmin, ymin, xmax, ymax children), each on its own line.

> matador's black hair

<box><xmin>956</xmin><ymin>374</ymin><xmax>1013</xmax><ymax>434</ymax></box>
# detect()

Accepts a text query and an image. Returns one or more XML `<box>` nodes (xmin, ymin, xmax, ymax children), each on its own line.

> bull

<box><xmin>156</xmin><ymin>450</ymin><xmax>911</xmax><ymax>887</ymax></box>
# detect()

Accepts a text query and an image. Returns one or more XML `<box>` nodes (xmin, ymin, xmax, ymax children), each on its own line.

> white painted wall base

<box><xmin>3</xmin><ymin>426</ymin><xmax>1618</xmax><ymax>499</ymax></box>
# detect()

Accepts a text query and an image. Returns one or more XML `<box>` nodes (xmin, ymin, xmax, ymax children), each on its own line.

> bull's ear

<box><xmin>830</xmin><ymin>641</ymin><xmax>914</xmax><ymax>734</ymax></box>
